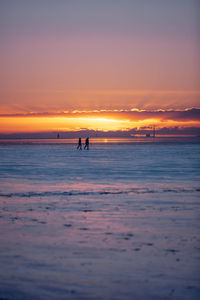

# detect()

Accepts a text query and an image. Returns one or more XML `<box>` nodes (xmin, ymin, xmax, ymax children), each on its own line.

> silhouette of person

<box><xmin>77</xmin><ymin>137</ymin><xmax>82</xmax><ymax>150</ymax></box>
<box><xmin>84</xmin><ymin>137</ymin><xmax>89</xmax><ymax>150</ymax></box>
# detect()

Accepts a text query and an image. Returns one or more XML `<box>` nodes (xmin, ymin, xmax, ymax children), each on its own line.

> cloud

<box><xmin>1</xmin><ymin>90</ymin><xmax>200</xmax><ymax>114</ymax></box>
<box><xmin>0</xmin><ymin>108</ymin><xmax>199</xmax><ymax>135</ymax></box>
<box><xmin>0</xmin><ymin>126</ymin><xmax>199</xmax><ymax>139</ymax></box>
<box><xmin>0</xmin><ymin>107</ymin><xmax>199</xmax><ymax>122</ymax></box>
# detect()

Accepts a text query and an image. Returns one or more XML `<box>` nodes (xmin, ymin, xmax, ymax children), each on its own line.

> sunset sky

<box><xmin>0</xmin><ymin>0</ymin><xmax>199</xmax><ymax>136</ymax></box>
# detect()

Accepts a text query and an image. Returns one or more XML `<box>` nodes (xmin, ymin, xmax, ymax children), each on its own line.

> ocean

<box><xmin>0</xmin><ymin>137</ymin><xmax>199</xmax><ymax>299</ymax></box>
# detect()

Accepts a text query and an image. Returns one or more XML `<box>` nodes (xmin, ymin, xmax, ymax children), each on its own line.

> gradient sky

<box><xmin>0</xmin><ymin>0</ymin><xmax>199</xmax><ymax>134</ymax></box>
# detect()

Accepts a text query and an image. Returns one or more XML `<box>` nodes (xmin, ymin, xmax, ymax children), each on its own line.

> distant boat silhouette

<box><xmin>57</xmin><ymin>133</ymin><xmax>60</xmax><ymax>139</ymax></box>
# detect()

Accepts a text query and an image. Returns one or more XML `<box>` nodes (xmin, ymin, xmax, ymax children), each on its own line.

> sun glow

<box><xmin>0</xmin><ymin>116</ymin><xmax>131</xmax><ymax>133</ymax></box>
<box><xmin>0</xmin><ymin>112</ymin><xmax>199</xmax><ymax>134</ymax></box>
<box><xmin>74</xmin><ymin>117</ymin><xmax>131</xmax><ymax>131</ymax></box>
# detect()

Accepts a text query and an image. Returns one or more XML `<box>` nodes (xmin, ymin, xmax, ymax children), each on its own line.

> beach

<box><xmin>0</xmin><ymin>138</ymin><xmax>199</xmax><ymax>299</ymax></box>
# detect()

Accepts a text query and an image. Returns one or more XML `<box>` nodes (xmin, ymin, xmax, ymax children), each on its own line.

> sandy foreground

<box><xmin>0</xmin><ymin>189</ymin><xmax>199</xmax><ymax>300</ymax></box>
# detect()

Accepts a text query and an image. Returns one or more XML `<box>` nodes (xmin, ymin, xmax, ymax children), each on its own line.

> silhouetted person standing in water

<box><xmin>84</xmin><ymin>137</ymin><xmax>89</xmax><ymax>150</ymax></box>
<box><xmin>77</xmin><ymin>137</ymin><xmax>82</xmax><ymax>150</ymax></box>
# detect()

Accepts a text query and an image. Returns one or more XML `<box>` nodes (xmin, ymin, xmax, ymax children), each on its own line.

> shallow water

<box><xmin>0</xmin><ymin>138</ymin><xmax>200</xmax><ymax>299</ymax></box>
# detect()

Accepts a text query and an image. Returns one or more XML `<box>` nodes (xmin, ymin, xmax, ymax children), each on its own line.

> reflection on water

<box><xmin>0</xmin><ymin>138</ymin><xmax>200</xmax><ymax>299</ymax></box>
<box><xmin>0</xmin><ymin>137</ymin><xmax>199</xmax><ymax>145</ymax></box>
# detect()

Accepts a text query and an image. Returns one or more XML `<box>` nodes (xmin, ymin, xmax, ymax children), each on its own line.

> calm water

<box><xmin>0</xmin><ymin>137</ymin><xmax>200</xmax><ymax>299</ymax></box>
<box><xmin>0</xmin><ymin>137</ymin><xmax>199</xmax><ymax>195</ymax></box>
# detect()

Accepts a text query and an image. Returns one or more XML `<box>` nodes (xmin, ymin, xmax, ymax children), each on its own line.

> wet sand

<box><xmin>0</xmin><ymin>190</ymin><xmax>199</xmax><ymax>300</ymax></box>
<box><xmin>0</xmin><ymin>139</ymin><xmax>199</xmax><ymax>299</ymax></box>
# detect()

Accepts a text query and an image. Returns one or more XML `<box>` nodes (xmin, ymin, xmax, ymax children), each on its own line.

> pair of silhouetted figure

<box><xmin>77</xmin><ymin>137</ymin><xmax>89</xmax><ymax>150</ymax></box>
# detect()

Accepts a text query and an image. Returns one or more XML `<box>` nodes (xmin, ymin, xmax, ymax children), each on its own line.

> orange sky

<box><xmin>0</xmin><ymin>108</ymin><xmax>199</xmax><ymax>135</ymax></box>
<box><xmin>0</xmin><ymin>1</ymin><xmax>199</xmax><ymax>135</ymax></box>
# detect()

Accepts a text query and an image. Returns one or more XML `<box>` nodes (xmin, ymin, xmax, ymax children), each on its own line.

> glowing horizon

<box><xmin>0</xmin><ymin>108</ymin><xmax>199</xmax><ymax>136</ymax></box>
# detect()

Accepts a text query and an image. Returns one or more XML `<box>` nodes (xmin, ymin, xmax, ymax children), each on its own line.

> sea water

<box><xmin>0</xmin><ymin>138</ymin><xmax>200</xmax><ymax>299</ymax></box>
